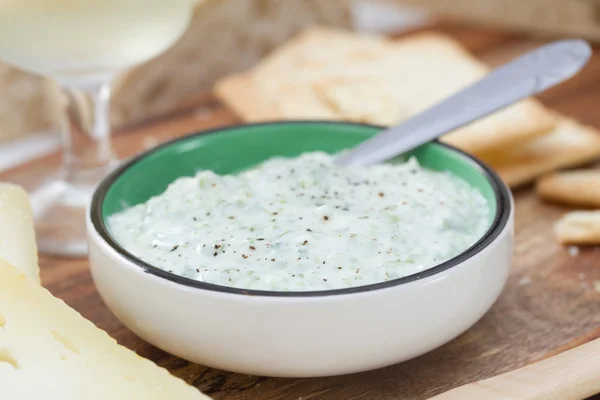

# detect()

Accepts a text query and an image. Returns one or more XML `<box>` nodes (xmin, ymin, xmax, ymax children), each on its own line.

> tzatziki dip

<box><xmin>108</xmin><ymin>152</ymin><xmax>490</xmax><ymax>291</ymax></box>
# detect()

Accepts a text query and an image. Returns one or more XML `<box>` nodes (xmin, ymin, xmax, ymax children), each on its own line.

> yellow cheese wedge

<box><xmin>0</xmin><ymin>258</ymin><xmax>210</xmax><ymax>400</ymax></box>
<box><xmin>0</xmin><ymin>183</ymin><xmax>39</xmax><ymax>283</ymax></box>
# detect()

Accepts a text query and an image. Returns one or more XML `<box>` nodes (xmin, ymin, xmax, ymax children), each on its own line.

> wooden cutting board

<box><xmin>3</xmin><ymin>22</ymin><xmax>600</xmax><ymax>400</ymax></box>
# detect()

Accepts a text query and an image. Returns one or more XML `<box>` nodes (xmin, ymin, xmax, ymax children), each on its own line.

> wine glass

<box><xmin>0</xmin><ymin>0</ymin><xmax>194</xmax><ymax>256</ymax></box>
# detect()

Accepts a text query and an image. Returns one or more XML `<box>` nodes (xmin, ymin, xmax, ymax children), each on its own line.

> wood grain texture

<box><xmin>3</xmin><ymin>22</ymin><xmax>600</xmax><ymax>399</ymax></box>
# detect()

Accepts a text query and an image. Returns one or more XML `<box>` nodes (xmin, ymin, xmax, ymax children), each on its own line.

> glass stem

<box><xmin>59</xmin><ymin>77</ymin><xmax>116</xmax><ymax>186</ymax></box>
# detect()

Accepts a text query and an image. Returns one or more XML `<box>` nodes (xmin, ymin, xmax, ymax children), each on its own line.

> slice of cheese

<box><xmin>0</xmin><ymin>183</ymin><xmax>39</xmax><ymax>283</ymax></box>
<box><xmin>0</xmin><ymin>258</ymin><xmax>210</xmax><ymax>400</ymax></box>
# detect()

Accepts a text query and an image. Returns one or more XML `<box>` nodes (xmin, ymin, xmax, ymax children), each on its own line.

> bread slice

<box><xmin>215</xmin><ymin>28</ymin><xmax>557</xmax><ymax>155</ymax></box>
<box><xmin>482</xmin><ymin>117</ymin><xmax>600</xmax><ymax>188</ymax></box>
<box><xmin>536</xmin><ymin>169</ymin><xmax>600</xmax><ymax>208</ymax></box>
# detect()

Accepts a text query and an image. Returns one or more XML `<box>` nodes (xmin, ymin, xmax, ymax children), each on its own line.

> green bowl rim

<box><xmin>90</xmin><ymin>120</ymin><xmax>512</xmax><ymax>297</ymax></box>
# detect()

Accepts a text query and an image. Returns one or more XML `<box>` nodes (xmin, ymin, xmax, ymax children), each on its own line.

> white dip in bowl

<box><xmin>108</xmin><ymin>151</ymin><xmax>489</xmax><ymax>291</ymax></box>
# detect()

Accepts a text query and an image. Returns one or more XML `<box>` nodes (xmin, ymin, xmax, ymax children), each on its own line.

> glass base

<box><xmin>31</xmin><ymin>179</ymin><xmax>93</xmax><ymax>257</ymax></box>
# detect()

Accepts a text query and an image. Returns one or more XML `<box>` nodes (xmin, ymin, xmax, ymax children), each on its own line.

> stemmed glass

<box><xmin>0</xmin><ymin>0</ymin><xmax>194</xmax><ymax>256</ymax></box>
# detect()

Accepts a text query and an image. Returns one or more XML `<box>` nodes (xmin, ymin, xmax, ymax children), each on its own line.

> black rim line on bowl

<box><xmin>91</xmin><ymin>120</ymin><xmax>511</xmax><ymax>298</ymax></box>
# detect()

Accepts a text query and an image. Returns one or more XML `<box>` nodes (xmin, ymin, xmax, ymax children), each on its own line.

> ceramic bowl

<box><xmin>87</xmin><ymin>121</ymin><xmax>514</xmax><ymax>378</ymax></box>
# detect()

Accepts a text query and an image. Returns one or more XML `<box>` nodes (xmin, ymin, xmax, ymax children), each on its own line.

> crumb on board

<box><xmin>578</xmin><ymin>272</ymin><xmax>587</xmax><ymax>280</ymax></box>
<box><xmin>595</xmin><ymin>281</ymin><xmax>600</xmax><ymax>293</ymax></box>
<box><xmin>568</xmin><ymin>246</ymin><xmax>580</xmax><ymax>257</ymax></box>
<box><xmin>518</xmin><ymin>276</ymin><xmax>531</xmax><ymax>286</ymax></box>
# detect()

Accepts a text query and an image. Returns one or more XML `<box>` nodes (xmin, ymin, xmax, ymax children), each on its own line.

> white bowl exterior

<box><xmin>87</xmin><ymin>195</ymin><xmax>513</xmax><ymax>378</ymax></box>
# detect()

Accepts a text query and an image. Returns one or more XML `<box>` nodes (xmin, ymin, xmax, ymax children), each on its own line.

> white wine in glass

<box><xmin>0</xmin><ymin>0</ymin><xmax>194</xmax><ymax>256</ymax></box>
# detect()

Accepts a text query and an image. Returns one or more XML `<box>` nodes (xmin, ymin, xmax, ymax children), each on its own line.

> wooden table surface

<box><xmin>4</xmin><ymin>22</ymin><xmax>600</xmax><ymax>399</ymax></box>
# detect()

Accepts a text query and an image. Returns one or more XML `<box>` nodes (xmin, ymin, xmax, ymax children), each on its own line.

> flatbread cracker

<box><xmin>482</xmin><ymin>118</ymin><xmax>600</xmax><ymax>188</ymax></box>
<box><xmin>215</xmin><ymin>28</ymin><xmax>557</xmax><ymax>155</ymax></box>
<box><xmin>251</xmin><ymin>27</ymin><xmax>389</xmax><ymax>78</ymax></box>
<box><xmin>536</xmin><ymin>169</ymin><xmax>600</xmax><ymax>208</ymax></box>
<box><xmin>218</xmin><ymin>74</ymin><xmax>340</xmax><ymax>121</ymax></box>
<box><xmin>215</xmin><ymin>28</ymin><xmax>390</xmax><ymax>121</ymax></box>
<box><xmin>554</xmin><ymin>210</ymin><xmax>600</xmax><ymax>245</ymax></box>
